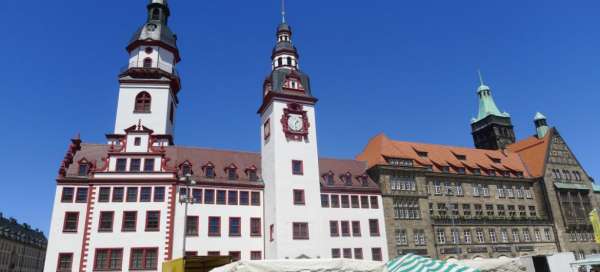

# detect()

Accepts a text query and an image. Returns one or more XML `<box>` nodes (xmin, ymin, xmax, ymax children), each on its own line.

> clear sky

<box><xmin>1</xmin><ymin>0</ymin><xmax>599</xmax><ymax>234</ymax></box>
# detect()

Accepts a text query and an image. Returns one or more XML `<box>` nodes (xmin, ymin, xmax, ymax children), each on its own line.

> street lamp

<box><xmin>179</xmin><ymin>173</ymin><xmax>196</xmax><ymax>259</ymax></box>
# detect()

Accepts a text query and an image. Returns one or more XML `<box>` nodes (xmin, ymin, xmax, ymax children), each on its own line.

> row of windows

<box><xmin>61</xmin><ymin>186</ymin><xmax>165</xmax><ymax>203</ymax></box>
<box><xmin>393</xmin><ymin>199</ymin><xmax>421</xmax><ymax>219</ymax></box>
<box><xmin>331</xmin><ymin>248</ymin><xmax>383</xmax><ymax>261</ymax></box>
<box><xmin>395</xmin><ymin>229</ymin><xmax>426</xmax><ymax>246</ymax></box>
<box><xmin>115</xmin><ymin>158</ymin><xmax>156</xmax><ymax>172</ymax></box>
<box><xmin>387</xmin><ymin>157</ymin><xmax>524</xmax><ymax>178</ymax></box>
<box><xmin>431</xmin><ymin>181</ymin><xmax>533</xmax><ymax>199</ymax></box>
<box><xmin>186</xmin><ymin>216</ymin><xmax>262</xmax><ymax>238</ymax></box>
<box><xmin>568</xmin><ymin>232</ymin><xmax>594</xmax><ymax>242</ymax></box>
<box><xmin>179</xmin><ymin>162</ymin><xmax>258</xmax><ymax>181</ymax></box>
<box><xmin>551</xmin><ymin>169</ymin><xmax>583</xmax><ymax>181</ymax></box>
<box><xmin>390</xmin><ymin>176</ymin><xmax>416</xmax><ymax>191</ymax></box>
<box><xmin>180</xmin><ymin>188</ymin><xmax>261</xmax><ymax>206</ymax></box>
<box><xmin>322</xmin><ymin>172</ymin><xmax>369</xmax><ymax>187</ymax></box>
<box><xmin>57</xmin><ymin>248</ymin><xmax>158</xmax><ymax>272</ymax></box>
<box><xmin>320</xmin><ymin>194</ymin><xmax>379</xmax><ymax>209</ymax></box>
<box><xmin>430</xmin><ymin>203</ymin><xmax>538</xmax><ymax>218</ymax></box>
<box><xmin>328</xmin><ymin>220</ymin><xmax>380</xmax><ymax>237</ymax></box>
<box><xmin>186</xmin><ymin>251</ymin><xmax>262</xmax><ymax>261</ymax></box>
<box><xmin>62</xmin><ymin>210</ymin><xmax>161</xmax><ymax>233</ymax></box>
<box><xmin>434</xmin><ymin>228</ymin><xmax>553</xmax><ymax>245</ymax></box>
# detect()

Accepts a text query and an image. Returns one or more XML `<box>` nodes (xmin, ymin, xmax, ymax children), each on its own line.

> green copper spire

<box><xmin>471</xmin><ymin>71</ymin><xmax>510</xmax><ymax>123</ymax></box>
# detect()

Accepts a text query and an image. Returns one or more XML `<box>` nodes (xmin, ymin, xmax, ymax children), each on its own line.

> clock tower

<box><xmin>259</xmin><ymin>11</ymin><xmax>326</xmax><ymax>259</ymax></box>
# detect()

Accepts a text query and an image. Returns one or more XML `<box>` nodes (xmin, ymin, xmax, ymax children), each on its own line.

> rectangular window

<box><xmin>143</xmin><ymin>159</ymin><xmax>155</xmax><ymax>172</ymax></box>
<box><xmin>61</xmin><ymin>187</ymin><xmax>74</xmax><ymax>203</ymax></box>
<box><xmin>98</xmin><ymin>211</ymin><xmax>114</xmax><ymax>232</ymax></box>
<box><xmin>112</xmin><ymin>187</ymin><xmax>124</xmax><ymax>202</ymax></box>
<box><xmin>57</xmin><ymin>253</ymin><xmax>73</xmax><ymax>272</ymax></box>
<box><xmin>250</xmin><ymin>251</ymin><xmax>262</xmax><ymax>260</ymax></box>
<box><xmin>186</xmin><ymin>216</ymin><xmax>199</xmax><ymax>236</ymax></box>
<box><xmin>192</xmin><ymin>189</ymin><xmax>202</xmax><ymax>203</ymax></box>
<box><xmin>185</xmin><ymin>251</ymin><xmax>197</xmax><ymax>257</ymax></box>
<box><xmin>329</xmin><ymin>221</ymin><xmax>339</xmax><ymax>237</ymax></box>
<box><xmin>270</xmin><ymin>224</ymin><xmax>274</xmax><ymax>241</ymax></box>
<box><xmin>94</xmin><ymin>248</ymin><xmax>122</xmax><ymax>271</ymax></box>
<box><xmin>229</xmin><ymin>251</ymin><xmax>242</xmax><ymax>262</ymax></box>
<box><xmin>293</xmin><ymin>189</ymin><xmax>305</xmax><ymax>205</ymax></box>
<box><xmin>116</xmin><ymin>158</ymin><xmax>127</xmax><ymax>172</ymax></box>
<box><xmin>130</xmin><ymin>159</ymin><xmax>141</xmax><ymax>172</ymax></box>
<box><xmin>145</xmin><ymin>211</ymin><xmax>160</xmax><ymax>231</ymax></box>
<box><xmin>544</xmin><ymin>228</ymin><xmax>552</xmax><ymax>241</ymax></box>
<box><xmin>352</xmin><ymin>221</ymin><xmax>361</xmax><ymax>237</ymax></box>
<box><xmin>331</xmin><ymin>195</ymin><xmax>340</xmax><ymax>208</ymax></box>
<box><xmin>354</xmin><ymin>248</ymin><xmax>363</xmax><ymax>260</ymax></box>
<box><xmin>341</xmin><ymin>221</ymin><xmax>350</xmax><ymax>237</ymax></box>
<box><xmin>216</xmin><ymin>190</ymin><xmax>226</xmax><ymax>204</ymax></box>
<box><xmin>126</xmin><ymin>187</ymin><xmax>138</xmax><ymax>202</ymax></box>
<box><xmin>76</xmin><ymin>187</ymin><xmax>88</xmax><ymax>203</ymax></box>
<box><xmin>207</xmin><ymin>251</ymin><xmax>220</xmax><ymax>256</ymax></box>
<box><xmin>370</xmin><ymin>196</ymin><xmax>379</xmax><ymax>209</ymax></box>
<box><xmin>396</xmin><ymin>229</ymin><xmax>408</xmax><ymax>245</ymax></box>
<box><xmin>489</xmin><ymin>229</ymin><xmax>497</xmax><ymax>243</ymax></box>
<box><xmin>208</xmin><ymin>217</ymin><xmax>221</xmax><ymax>236</ymax></box>
<box><xmin>341</xmin><ymin>195</ymin><xmax>350</xmax><ymax>208</ymax></box>
<box><xmin>122</xmin><ymin>211</ymin><xmax>137</xmax><ymax>232</ymax></box>
<box><xmin>229</xmin><ymin>217</ymin><xmax>241</xmax><ymax>237</ymax></box>
<box><xmin>321</xmin><ymin>194</ymin><xmax>330</xmax><ymax>207</ymax></box>
<box><xmin>250</xmin><ymin>218</ymin><xmax>261</xmax><ymax>237</ymax></box>
<box><xmin>129</xmin><ymin>248</ymin><xmax>157</xmax><ymax>270</ymax></box>
<box><xmin>140</xmin><ymin>187</ymin><xmax>152</xmax><ymax>202</ymax></box>
<box><xmin>248</xmin><ymin>171</ymin><xmax>258</xmax><ymax>182</ymax></box>
<box><xmin>331</xmin><ymin>249</ymin><xmax>341</xmax><ymax>258</ymax></box>
<box><xmin>437</xmin><ymin>229</ymin><xmax>446</xmax><ymax>244</ymax></box>
<box><xmin>227</xmin><ymin>169</ymin><xmax>237</xmax><ymax>180</ymax></box>
<box><xmin>228</xmin><ymin>191</ymin><xmax>238</xmax><ymax>205</ymax></box>
<box><xmin>153</xmin><ymin>187</ymin><xmax>165</xmax><ymax>202</ymax></box>
<box><xmin>371</xmin><ymin>248</ymin><xmax>382</xmax><ymax>261</ymax></box>
<box><xmin>361</xmin><ymin>196</ymin><xmax>370</xmax><ymax>208</ymax></box>
<box><xmin>351</xmin><ymin>195</ymin><xmax>360</xmax><ymax>208</ymax></box>
<box><xmin>293</xmin><ymin>222</ymin><xmax>309</xmax><ymax>240</ymax></box>
<box><xmin>292</xmin><ymin>160</ymin><xmax>303</xmax><ymax>175</ymax></box>
<box><xmin>251</xmin><ymin>191</ymin><xmax>260</xmax><ymax>206</ymax></box>
<box><xmin>369</xmin><ymin>219</ymin><xmax>380</xmax><ymax>236</ymax></box>
<box><xmin>205</xmin><ymin>189</ymin><xmax>215</xmax><ymax>204</ymax></box>
<box><xmin>343</xmin><ymin>248</ymin><xmax>352</xmax><ymax>259</ymax></box>
<box><xmin>63</xmin><ymin>212</ymin><xmax>79</xmax><ymax>233</ymax></box>
<box><xmin>240</xmin><ymin>191</ymin><xmax>249</xmax><ymax>205</ymax></box>
<box><xmin>134</xmin><ymin>137</ymin><xmax>141</xmax><ymax>146</ymax></box>
<box><xmin>98</xmin><ymin>187</ymin><xmax>110</xmax><ymax>202</ymax></box>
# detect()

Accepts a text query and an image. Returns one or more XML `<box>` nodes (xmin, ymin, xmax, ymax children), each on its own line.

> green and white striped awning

<box><xmin>386</xmin><ymin>254</ymin><xmax>480</xmax><ymax>272</ymax></box>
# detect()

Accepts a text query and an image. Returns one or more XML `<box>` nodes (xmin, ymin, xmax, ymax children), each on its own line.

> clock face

<box><xmin>287</xmin><ymin>115</ymin><xmax>303</xmax><ymax>132</ymax></box>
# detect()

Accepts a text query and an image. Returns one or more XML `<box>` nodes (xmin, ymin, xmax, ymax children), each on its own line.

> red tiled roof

<box><xmin>356</xmin><ymin>133</ymin><xmax>531</xmax><ymax>178</ymax></box>
<box><xmin>506</xmin><ymin>129</ymin><xmax>553</xmax><ymax>178</ymax></box>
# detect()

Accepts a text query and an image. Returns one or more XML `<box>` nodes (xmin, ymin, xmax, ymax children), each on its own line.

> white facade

<box><xmin>44</xmin><ymin>2</ymin><xmax>389</xmax><ymax>271</ymax></box>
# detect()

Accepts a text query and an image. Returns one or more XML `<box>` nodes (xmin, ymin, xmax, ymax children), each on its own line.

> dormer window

<box><xmin>246</xmin><ymin>166</ymin><xmax>258</xmax><ymax>182</ymax></box>
<box><xmin>78</xmin><ymin>161</ymin><xmax>90</xmax><ymax>176</ymax></box>
<box><xmin>323</xmin><ymin>173</ymin><xmax>334</xmax><ymax>185</ymax></box>
<box><xmin>417</xmin><ymin>151</ymin><xmax>428</xmax><ymax>158</ymax></box>
<box><xmin>440</xmin><ymin>166</ymin><xmax>450</xmax><ymax>173</ymax></box>
<box><xmin>487</xmin><ymin>170</ymin><xmax>496</xmax><ymax>176</ymax></box>
<box><xmin>134</xmin><ymin>137</ymin><xmax>141</xmax><ymax>146</ymax></box>
<box><xmin>342</xmin><ymin>173</ymin><xmax>353</xmax><ymax>186</ymax></box>
<box><xmin>472</xmin><ymin>168</ymin><xmax>481</xmax><ymax>175</ymax></box>
<box><xmin>359</xmin><ymin>176</ymin><xmax>369</xmax><ymax>187</ymax></box>
<box><xmin>225</xmin><ymin>164</ymin><xmax>238</xmax><ymax>181</ymax></box>
<box><xmin>455</xmin><ymin>154</ymin><xmax>466</xmax><ymax>161</ymax></box>
<box><xmin>457</xmin><ymin>167</ymin><xmax>466</xmax><ymax>174</ymax></box>
<box><xmin>180</xmin><ymin>162</ymin><xmax>192</xmax><ymax>176</ymax></box>
<box><xmin>205</xmin><ymin>167</ymin><xmax>214</xmax><ymax>178</ymax></box>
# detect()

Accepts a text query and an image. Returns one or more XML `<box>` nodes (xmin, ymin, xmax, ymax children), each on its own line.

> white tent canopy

<box><xmin>210</xmin><ymin>259</ymin><xmax>387</xmax><ymax>272</ymax></box>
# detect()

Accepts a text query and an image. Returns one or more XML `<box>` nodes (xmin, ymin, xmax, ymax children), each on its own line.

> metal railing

<box><xmin>120</xmin><ymin>61</ymin><xmax>179</xmax><ymax>77</ymax></box>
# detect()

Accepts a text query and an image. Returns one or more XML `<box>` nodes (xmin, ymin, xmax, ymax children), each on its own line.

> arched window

<box><xmin>152</xmin><ymin>9</ymin><xmax>160</xmax><ymax>20</ymax></box>
<box><xmin>134</xmin><ymin>92</ymin><xmax>151</xmax><ymax>112</ymax></box>
<box><xmin>287</xmin><ymin>57</ymin><xmax>292</xmax><ymax>66</ymax></box>
<box><xmin>143</xmin><ymin>58</ymin><xmax>153</xmax><ymax>68</ymax></box>
<box><xmin>277</xmin><ymin>57</ymin><xmax>283</xmax><ymax>67</ymax></box>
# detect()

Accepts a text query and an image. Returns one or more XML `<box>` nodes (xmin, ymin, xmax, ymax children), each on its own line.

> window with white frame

<box><xmin>436</xmin><ymin>229</ymin><xmax>446</xmax><ymax>244</ymax></box>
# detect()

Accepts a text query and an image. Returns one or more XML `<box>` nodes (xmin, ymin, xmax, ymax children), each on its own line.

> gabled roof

<box><xmin>356</xmin><ymin>133</ymin><xmax>530</xmax><ymax>177</ymax></box>
<box><xmin>506</xmin><ymin>128</ymin><xmax>553</xmax><ymax>178</ymax></box>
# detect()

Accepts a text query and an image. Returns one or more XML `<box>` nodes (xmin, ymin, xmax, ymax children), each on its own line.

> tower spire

<box><xmin>478</xmin><ymin>69</ymin><xmax>484</xmax><ymax>86</ymax></box>
<box><xmin>281</xmin><ymin>0</ymin><xmax>286</xmax><ymax>23</ymax></box>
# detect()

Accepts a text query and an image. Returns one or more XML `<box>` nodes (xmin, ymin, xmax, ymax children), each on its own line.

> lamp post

<box><xmin>179</xmin><ymin>173</ymin><xmax>196</xmax><ymax>259</ymax></box>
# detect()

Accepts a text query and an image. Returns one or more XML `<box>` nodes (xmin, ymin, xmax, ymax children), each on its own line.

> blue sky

<box><xmin>1</xmin><ymin>0</ymin><xmax>599</xmax><ymax>234</ymax></box>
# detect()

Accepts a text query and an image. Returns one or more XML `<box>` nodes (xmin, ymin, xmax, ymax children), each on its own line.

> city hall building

<box><xmin>44</xmin><ymin>0</ymin><xmax>598</xmax><ymax>271</ymax></box>
<box><xmin>43</xmin><ymin>1</ymin><xmax>388</xmax><ymax>271</ymax></box>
